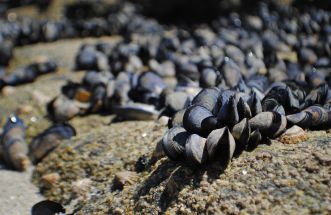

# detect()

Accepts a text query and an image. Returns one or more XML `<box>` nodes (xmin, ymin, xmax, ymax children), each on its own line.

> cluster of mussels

<box><xmin>1</xmin><ymin>0</ymin><xmax>331</xmax><ymax>171</ymax></box>
<box><xmin>0</xmin><ymin>114</ymin><xmax>76</xmax><ymax>171</ymax></box>
<box><xmin>46</xmin><ymin>2</ymin><xmax>331</xmax><ymax>125</ymax></box>
<box><xmin>162</xmin><ymin>83</ymin><xmax>331</xmax><ymax>167</ymax></box>
<box><xmin>0</xmin><ymin>57</ymin><xmax>57</xmax><ymax>89</ymax></box>
<box><xmin>0</xmin><ymin>2</ymin><xmax>142</xmax><ymax>68</ymax></box>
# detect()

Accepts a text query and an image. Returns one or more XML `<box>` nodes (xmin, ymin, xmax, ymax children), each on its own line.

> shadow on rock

<box><xmin>135</xmin><ymin>158</ymin><xmax>228</xmax><ymax>213</ymax></box>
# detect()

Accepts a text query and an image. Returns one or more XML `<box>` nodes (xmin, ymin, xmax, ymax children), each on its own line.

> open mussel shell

<box><xmin>206</xmin><ymin>127</ymin><xmax>236</xmax><ymax>165</ymax></box>
<box><xmin>249</xmin><ymin>112</ymin><xmax>287</xmax><ymax>138</ymax></box>
<box><xmin>183</xmin><ymin>105</ymin><xmax>218</xmax><ymax>137</ymax></box>
<box><xmin>191</xmin><ymin>87</ymin><xmax>220</xmax><ymax>113</ymax></box>
<box><xmin>246</xmin><ymin>129</ymin><xmax>262</xmax><ymax>151</ymax></box>
<box><xmin>162</xmin><ymin>126</ymin><xmax>190</xmax><ymax>161</ymax></box>
<box><xmin>185</xmin><ymin>134</ymin><xmax>208</xmax><ymax>166</ymax></box>
<box><xmin>29</xmin><ymin>123</ymin><xmax>76</xmax><ymax>164</ymax></box>
<box><xmin>31</xmin><ymin>200</ymin><xmax>66</xmax><ymax>215</ymax></box>
<box><xmin>112</xmin><ymin>102</ymin><xmax>159</xmax><ymax>121</ymax></box>
<box><xmin>1</xmin><ymin>115</ymin><xmax>30</xmax><ymax>171</ymax></box>
<box><xmin>232</xmin><ymin>118</ymin><xmax>251</xmax><ymax>156</ymax></box>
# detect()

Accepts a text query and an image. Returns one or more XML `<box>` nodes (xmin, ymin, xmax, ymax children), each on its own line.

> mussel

<box><xmin>185</xmin><ymin>134</ymin><xmax>208</xmax><ymax>166</ymax></box>
<box><xmin>1</xmin><ymin>115</ymin><xmax>30</xmax><ymax>171</ymax></box>
<box><xmin>183</xmin><ymin>105</ymin><xmax>218</xmax><ymax>137</ymax></box>
<box><xmin>29</xmin><ymin>123</ymin><xmax>76</xmax><ymax>164</ymax></box>
<box><xmin>206</xmin><ymin>127</ymin><xmax>236</xmax><ymax>165</ymax></box>
<box><xmin>249</xmin><ymin>112</ymin><xmax>287</xmax><ymax>138</ymax></box>
<box><xmin>162</xmin><ymin>126</ymin><xmax>190</xmax><ymax>161</ymax></box>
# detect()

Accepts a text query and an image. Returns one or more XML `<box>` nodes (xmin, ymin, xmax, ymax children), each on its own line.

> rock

<box><xmin>113</xmin><ymin>171</ymin><xmax>138</xmax><ymax>190</ymax></box>
<box><xmin>313</xmin><ymin>152</ymin><xmax>331</xmax><ymax>166</ymax></box>
<box><xmin>278</xmin><ymin>125</ymin><xmax>308</xmax><ymax>144</ymax></box>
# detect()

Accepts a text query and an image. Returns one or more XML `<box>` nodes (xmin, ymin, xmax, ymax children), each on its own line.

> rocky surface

<box><xmin>0</xmin><ymin>1</ymin><xmax>331</xmax><ymax>215</ymax></box>
<box><xmin>33</xmin><ymin>122</ymin><xmax>331</xmax><ymax>214</ymax></box>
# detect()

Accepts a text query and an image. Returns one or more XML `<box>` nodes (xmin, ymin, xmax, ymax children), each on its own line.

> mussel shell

<box><xmin>183</xmin><ymin>105</ymin><xmax>218</xmax><ymax>137</ymax></box>
<box><xmin>232</xmin><ymin>118</ymin><xmax>251</xmax><ymax>156</ymax></box>
<box><xmin>218</xmin><ymin>56</ymin><xmax>242</xmax><ymax>88</ymax></box>
<box><xmin>206</xmin><ymin>127</ymin><xmax>236</xmax><ymax>165</ymax></box>
<box><xmin>185</xmin><ymin>134</ymin><xmax>207</xmax><ymax>166</ymax></box>
<box><xmin>164</xmin><ymin>91</ymin><xmax>191</xmax><ymax>114</ymax></box>
<box><xmin>112</xmin><ymin>103</ymin><xmax>159</xmax><ymax>121</ymax></box>
<box><xmin>286</xmin><ymin>111</ymin><xmax>312</xmax><ymax>128</ymax></box>
<box><xmin>47</xmin><ymin>96</ymin><xmax>80</xmax><ymax>122</ymax></box>
<box><xmin>137</xmin><ymin>71</ymin><xmax>166</xmax><ymax>95</ymax></box>
<box><xmin>31</xmin><ymin>200</ymin><xmax>65</xmax><ymax>215</ymax></box>
<box><xmin>217</xmin><ymin>94</ymin><xmax>239</xmax><ymax>127</ymax></box>
<box><xmin>29</xmin><ymin>123</ymin><xmax>76</xmax><ymax>164</ymax></box>
<box><xmin>162</xmin><ymin>126</ymin><xmax>190</xmax><ymax>161</ymax></box>
<box><xmin>168</xmin><ymin>109</ymin><xmax>186</xmax><ymax>128</ymax></box>
<box><xmin>1</xmin><ymin>115</ymin><xmax>29</xmax><ymax>171</ymax></box>
<box><xmin>303</xmin><ymin>105</ymin><xmax>329</xmax><ymax>127</ymax></box>
<box><xmin>303</xmin><ymin>83</ymin><xmax>328</xmax><ymax>108</ymax></box>
<box><xmin>200</xmin><ymin>67</ymin><xmax>217</xmax><ymax>88</ymax></box>
<box><xmin>249</xmin><ymin>112</ymin><xmax>287</xmax><ymax>138</ymax></box>
<box><xmin>246</xmin><ymin>129</ymin><xmax>262</xmax><ymax>151</ymax></box>
<box><xmin>247</xmin><ymin>92</ymin><xmax>262</xmax><ymax>116</ymax></box>
<box><xmin>192</xmin><ymin>87</ymin><xmax>220</xmax><ymax>113</ymax></box>
<box><xmin>237</xmin><ymin>97</ymin><xmax>252</xmax><ymax>120</ymax></box>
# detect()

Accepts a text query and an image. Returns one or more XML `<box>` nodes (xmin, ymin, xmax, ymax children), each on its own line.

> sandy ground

<box><xmin>0</xmin><ymin>164</ymin><xmax>43</xmax><ymax>215</ymax></box>
<box><xmin>0</xmin><ymin>37</ymin><xmax>118</xmax><ymax>215</ymax></box>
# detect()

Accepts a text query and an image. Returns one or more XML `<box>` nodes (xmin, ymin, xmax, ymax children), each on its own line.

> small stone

<box><xmin>1</xmin><ymin>86</ymin><xmax>15</xmax><ymax>96</ymax></box>
<box><xmin>113</xmin><ymin>171</ymin><xmax>138</xmax><ymax>190</ymax></box>
<box><xmin>279</xmin><ymin>125</ymin><xmax>308</xmax><ymax>144</ymax></box>
<box><xmin>41</xmin><ymin>172</ymin><xmax>60</xmax><ymax>186</ymax></box>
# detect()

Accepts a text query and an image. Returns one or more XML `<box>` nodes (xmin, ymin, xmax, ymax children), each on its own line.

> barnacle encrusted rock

<box><xmin>279</xmin><ymin>125</ymin><xmax>308</xmax><ymax>144</ymax></box>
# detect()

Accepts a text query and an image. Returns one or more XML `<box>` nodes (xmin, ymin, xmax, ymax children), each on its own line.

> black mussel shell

<box><xmin>237</xmin><ymin>97</ymin><xmax>252</xmax><ymax>120</ymax></box>
<box><xmin>31</xmin><ymin>200</ymin><xmax>66</xmax><ymax>215</ymax></box>
<box><xmin>246</xmin><ymin>129</ymin><xmax>262</xmax><ymax>151</ymax></box>
<box><xmin>206</xmin><ymin>127</ymin><xmax>236</xmax><ymax>165</ymax></box>
<box><xmin>232</xmin><ymin>118</ymin><xmax>251</xmax><ymax>156</ymax></box>
<box><xmin>218</xmin><ymin>56</ymin><xmax>242</xmax><ymax>88</ymax></box>
<box><xmin>303</xmin><ymin>83</ymin><xmax>328</xmax><ymax>109</ymax></box>
<box><xmin>185</xmin><ymin>134</ymin><xmax>208</xmax><ymax>166</ymax></box>
<box><xmin>192</xmin><ymin>87</ymin><xmax>220</xmax><ymax>113</ymax></box>
<box><xmin>164</xmin><ymin>91</ymin><xmax>191</xmax><ymax>115</ymax></box>
<box><xmin>200</xmin><ymin>67</ymin><xmax>218</xmax><ymax>88</ymax></box>
<box><xmin>183</xmin><ymin>105</ymin><xmax>218</xmax><ymax>137</ymax></box>
<box><xmin>168</xmin><ymin>109</ymin><xmax>186</xmax><ymax>128</ymax></box>
<box><xmin>112</xmin><ymin>103</ymin><xmax>159</xmax><ymax>121</ymax></box>
<box><xmin>29</xmin><ymin>123</ymin><xmax>76</xmax><ymax>164</ymax></box>
<box><xmin>1</xmin><ymin>115</ymin><xmax>30</xmax><ymax>171</ymax></box>
<box><xmin>217</xmin><ymin>95</ymin><xmax>239</xmax><ymax>127</ymax></box>
<box><xmin>303</xmin><ymin>105</ymin><xmax>329</xmax><ymax>128</ymax></box>
<box><xmin>249</xmin><ymin>112</ymin><xmax>287</xmax><ymax>138</ymax></box>
<box><xmin>162</xmin><ymin>126</ymin><xmax>190</xmax><ymax>161</ymax></box>
<box><xmin>247</xmin><ymin>92</ymin><xmax>262</xmax><ymax>116</ymax></box>
<box><xmin>286</xmin><ymin>111</ymin><xmax>312</xmax><ymax>128</ymax></box>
